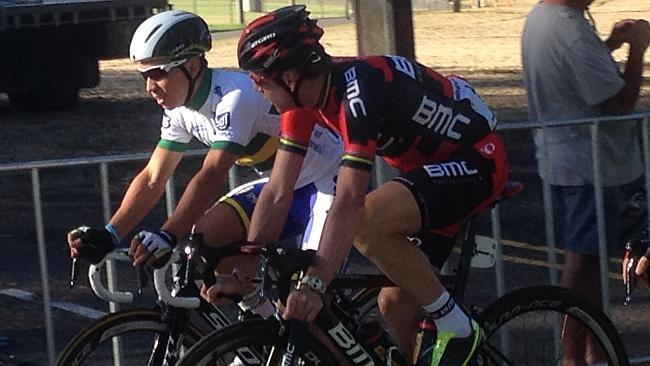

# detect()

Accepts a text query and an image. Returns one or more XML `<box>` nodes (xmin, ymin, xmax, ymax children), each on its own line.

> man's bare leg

<box><xmin>561</xmin><ymin>251</ymin><xmax>603</xmax><ymax>366</ymax></box>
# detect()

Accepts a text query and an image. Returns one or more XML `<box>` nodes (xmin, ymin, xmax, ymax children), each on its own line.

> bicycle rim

<box><xmin>56</xmin><ymin>308</ymin><xmax>203</xmax><ymax>366</ymax></box>
<box><xmin>476</xmin><ymin>286</ymin><xmax>629</xmax><ymax>366</ymax></box>
<box><xmin>177</xmin><ymin>318</ymin><xmax>338</xmax><ymax>366</ymax></box>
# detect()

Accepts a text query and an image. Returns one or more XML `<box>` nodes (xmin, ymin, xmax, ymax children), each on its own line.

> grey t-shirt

<box><xmin>522</xmin><ymin>2</ymin><xmax>642</xmax><ymax>186</ymax></box>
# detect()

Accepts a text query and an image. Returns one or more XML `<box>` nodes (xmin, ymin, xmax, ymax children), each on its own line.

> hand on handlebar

<box><xmin>200</xmin><ymin>271</ymin><xmax>248</xmax><ymax>305</ymax></box>
<box><xmin>283</xmin><ymin>286</ymin><xmax>323</xmax><ymax>323</ymax></box>
<box><xmin>68</xmin><ymin>226</ymin><xmax>117</xmax><ymax>264</ymax></box>
<box><xmin>128</xmin><ymin>229</ymin><xmax>175</xmax><ymax>268</ymax></box>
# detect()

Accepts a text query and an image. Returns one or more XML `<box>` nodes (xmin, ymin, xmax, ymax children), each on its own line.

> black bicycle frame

<box><xmin>278</xmin><ymin>217</ymin><xmax>480</xmax><ymax>366</ymax></box>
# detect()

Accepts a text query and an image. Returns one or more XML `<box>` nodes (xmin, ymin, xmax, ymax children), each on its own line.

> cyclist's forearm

<box><xmin>161</xmin><ymin>168</ymin><xmax>228</xmax><ymax>239</ymax></box>
<box><xmin>110</xmin><ymin>171</ymin><xmax>167</xmax><ymax>238</ymax></box>
<box><xmin>307</xmin><ymin>200</ymin><xmax>364</xmax><ymax>284</ymax></box>
<box><xmin>247</xmin><ymin>183</ymin><xmax>293</xmax><ymax>243</ymax></box>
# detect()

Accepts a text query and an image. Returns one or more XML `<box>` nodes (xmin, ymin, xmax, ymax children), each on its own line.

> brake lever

<box><xmin>624</xmin><ymin>255</ymin><xmax>636</xmax><ymax>306</ymax></box>
<box><xmin>69</xmin><ymin>257</ymin><xmax>79</xmax><ymax>289</ymax></box>
<box><xmin>136</xmin><ymin>265</ymin><xmax>149</xmax><ymax>295</ymax></box>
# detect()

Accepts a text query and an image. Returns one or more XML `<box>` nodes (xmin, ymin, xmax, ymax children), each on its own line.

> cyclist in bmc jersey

<box><xmin>237</xmin><ymin>6</ymin><xmax>508</xmax><ymax>365</ymax></box>
<box><xmin>66</xmin><ymin>10</ymin><xmax>341</xmax><ymax>298</ymax></box>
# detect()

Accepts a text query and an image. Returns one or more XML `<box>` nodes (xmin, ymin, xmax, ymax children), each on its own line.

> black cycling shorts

<box><xmin>394</xmin><ymin>152</ymin><xmax>494</xmax><ymax>230</ymax></box>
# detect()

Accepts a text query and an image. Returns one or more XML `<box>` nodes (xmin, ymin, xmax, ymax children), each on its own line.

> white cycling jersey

<box><xmin>158</xmin><ymin>68</ymin><xmax>341</xmax><ymax>195</ymax></box>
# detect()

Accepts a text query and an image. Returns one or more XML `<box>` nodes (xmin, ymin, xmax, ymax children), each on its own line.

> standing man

<box><xmin>522</xmin><ymin>1</ymin><xmax>649</xmax><ymax>364</ymax></box>
<box><xmin>67</xmin><ymin>10</ymin><xmax>341</xmax><ymax>277</ymax></box>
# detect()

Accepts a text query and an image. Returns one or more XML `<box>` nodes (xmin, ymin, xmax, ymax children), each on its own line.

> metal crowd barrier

<box><xmin>1</xmin><ymin>111</ymin><xmax>649</xmax><ymax>364</ymax></box>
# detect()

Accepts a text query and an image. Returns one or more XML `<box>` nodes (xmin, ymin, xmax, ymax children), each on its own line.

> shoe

<box><xmin>430</xmin><ymin>319</ymin><xmax>484</xmax><ymax>366</ymax></box>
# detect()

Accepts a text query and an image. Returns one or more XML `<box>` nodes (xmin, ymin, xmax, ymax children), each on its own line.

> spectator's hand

<box><xmin>128</xmin><ymin>229</ymin><xmax>175</xmax><ymax>268</ymax></box>
<box><xmin>623</xmin><ymin>238</ymin><xmax>650</xmax><ymax>289</ymax></box>
<box><xmin>67</xmin><ymin>226</ymin><xmax>116</xmax><ymax>264</ymax></box>
<box><xmin>606</xmin><ymin>19</ymin><xmax>637</xmax><ymax>50</ymax></box>
<box><xmin>635</xmin><ymin>256</ymin><xmax>650</xmax><ymax>288</ymax></box>
<box><xmin>628</xmin><ymin>19</ymin><xmax>650</xmax><ymax>51</ymax></box>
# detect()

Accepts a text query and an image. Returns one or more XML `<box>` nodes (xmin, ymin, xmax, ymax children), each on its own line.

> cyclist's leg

<box><xmin>377</xmin><ymin>286</ymin><xmax>422</xmax><ymax>354</ymax></box>
<box><xmin>356</xmin><ymin>180</ymin><xmax>483</xmax><ymax>362</ymax></box>
<box><xmin>194</xmin><ymin>178</ymin><xmax>317</xmax><ymax>296</ymax></box>
<box><xmin>355</xmin><ymin>133</ymin><xmax>507</xmax><ymax>363</ymax></box>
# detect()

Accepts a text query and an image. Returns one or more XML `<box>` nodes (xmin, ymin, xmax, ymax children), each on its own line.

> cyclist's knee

<box><xmin>354</xmin><ymin>211</ymin><xmax>395</xmax><ymax>256</ymax></box>
<box><xmin>193</xmin><ymin>203</ymin><xmax>245</xmax><ymax>245</ymax></box>
<box><xmin>377</xmin><ymin>287</ymin><xmax>407</xmax><ymax>315</ymax></box>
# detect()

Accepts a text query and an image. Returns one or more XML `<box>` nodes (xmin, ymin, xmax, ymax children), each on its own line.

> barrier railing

<box><xmin>497</xmin><ymin>111</ymin><xmax>650</xmax><ymax>316</ymax></box>
<box><xmin>1</xmin><ymin>111</ymin><xmax>649</xmax><ymax>364</ymax></box>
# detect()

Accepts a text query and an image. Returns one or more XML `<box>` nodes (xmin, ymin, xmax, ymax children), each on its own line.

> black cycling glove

<box><xmin>71</xmin><ymin>226</ymin><xmax>117</xmax><ymax>264</ymax></box>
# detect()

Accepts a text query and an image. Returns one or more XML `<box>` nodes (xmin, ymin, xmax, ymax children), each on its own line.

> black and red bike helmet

<box><xmin>237</xmin><ymin>5</ymin><xmax>329</xmax><ymax>78</ymax></box>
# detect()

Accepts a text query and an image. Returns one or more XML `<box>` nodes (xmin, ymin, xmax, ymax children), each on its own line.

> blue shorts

<box><xmin>552</xmin><ymin>185</ymin><xmax>625</xmax><ymax>256</ymax></box>
<box><xmin>219</xmin><ymin>178</ymin><xmax>317</xmax><ymax>249</ymax></box>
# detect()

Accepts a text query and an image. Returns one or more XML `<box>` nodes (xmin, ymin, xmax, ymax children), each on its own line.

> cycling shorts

<box><xmin>393</xmin><ymin>132</ymin><xmax>508</xmax><ymax>263</ymax></box>
<box><xmin>218</xmin><ymin>178</ymin><xmax>333</xmax><ymax>250</ymax></box>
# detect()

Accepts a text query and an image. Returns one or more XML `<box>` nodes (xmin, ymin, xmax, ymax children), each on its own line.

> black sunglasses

<box><xmin>140</xmin><ymin>68</ymin><xmax>169</xmax><ymax>81</ymax></box>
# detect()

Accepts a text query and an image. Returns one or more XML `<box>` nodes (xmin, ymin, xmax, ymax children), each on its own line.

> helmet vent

<box><xmin>145</xmin><ymin>24</ymin><xmax>163</xmax><ymax>44</ymax></box>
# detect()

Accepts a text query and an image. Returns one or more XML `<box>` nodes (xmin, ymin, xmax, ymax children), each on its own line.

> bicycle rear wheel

<box><xmin>56</xmin><ymin>308</ymin><xmax>204</xmax><ymax>366</ymax></box>
<box><xmin>177</xmin><ymin>318</ymin><xmax>338</xmax><ymax>366</ymax></box>
<box><xmin>476</xmin><ymin>285</ymin><xmax>629</xmax><ymax>366</ymax></box>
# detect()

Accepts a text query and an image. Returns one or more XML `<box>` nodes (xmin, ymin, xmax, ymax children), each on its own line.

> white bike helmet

<box><xmin>130</xmin><ymin>10</ymin><xmax>211</xmax><ymax>72</ymax></box>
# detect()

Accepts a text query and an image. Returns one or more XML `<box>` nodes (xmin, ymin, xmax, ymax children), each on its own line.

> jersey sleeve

<box><xmin>338</xmin><ymin>63</ymin><xmax>382</xmax><ymax>171</ymax></box>
<box><xmin>279</xmin><ymin>108</ymin><xmax>318</xmax><ymax>156</ymax></box>
<box><xmin>158</xmin><ymin>110</ymin><xmax>191</xmax><ymax>152</ymax></box>
<box><xmin>209</xmin><ymin>88</ymin><xmax>260</xmax><ymax>156</ymax></box>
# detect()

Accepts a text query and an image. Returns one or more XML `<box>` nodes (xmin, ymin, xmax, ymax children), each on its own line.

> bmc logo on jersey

<box><xmin>344</xmin><ymin>66</ymin><xmax>367</xmax><ymax>118</ymax></box>
<box><xmin>214</xmin><ymin>112</ymin><xmax>231</xmax><ymax>130</ymax></box>
<box><xmin>412</xmin><ymin>95</ymin><xmax>471</xmax><ymax>141</ymax></box>
<box><xmin>423</xmin><ymin>161</ymin><xmax>478</xmax><ymax>178</ymax></box>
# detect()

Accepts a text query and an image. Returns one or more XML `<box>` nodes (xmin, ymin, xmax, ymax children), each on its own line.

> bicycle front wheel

<box><xmin>56</xmin><ymin>308</ymin><xmax>203</xmax><ymax>366</ymax></box>
<box><xmin>177</xmin><ymin>318</ymin><xmax>338</xmax><ymax>366</ymax></box>
<box><xmin>477</xmin><ymin>285</ymin><xmax>629</xmax><ymax>366</ymax></box>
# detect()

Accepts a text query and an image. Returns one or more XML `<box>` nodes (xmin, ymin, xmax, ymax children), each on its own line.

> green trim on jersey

<box><xmin>186</xmin><ymin>68</ymin><xmax>213</xmax><ymax>111</ymax></box>
<box><xmin>211</xmin><ymin>141</ymin><xmax>246</xmax><ymax>155</ymax></box>
<box><xmin>158</xmin><ymin>139</ymin><xmax>188</xmax><ymax>152</ymax></box>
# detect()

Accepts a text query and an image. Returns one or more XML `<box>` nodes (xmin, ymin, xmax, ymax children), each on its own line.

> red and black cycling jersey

<box><xmin>280</xmin><ymin>55</ymin><xmax>497</xmax><ymax>172</ymax></box>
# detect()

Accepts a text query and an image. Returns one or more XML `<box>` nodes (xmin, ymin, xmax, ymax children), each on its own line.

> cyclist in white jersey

<box><xmin>66</xmin><ymin>10</ymin><xmax>341</xmax><ymax>298</ymax></box>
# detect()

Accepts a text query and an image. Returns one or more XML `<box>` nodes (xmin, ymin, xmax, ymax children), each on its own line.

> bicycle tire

<box><xmin>476</xmin><ymin>285</ymin><xmax>629</xmax><ymax>366</ymax></box>
<box><xmin>56</xmin><ymin>308</ymin><xmax>204</xmax><ymax>366</ymax></box>
<box><xmin>176</xmin><ymin>318</ymin><xmax>339</xmax><ymax>366</ymax></box>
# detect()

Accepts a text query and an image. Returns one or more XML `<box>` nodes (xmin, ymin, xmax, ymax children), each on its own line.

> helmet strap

<box><xmin>274</xmin><ymin>74</ymin><xmax>303</xmax><ymax>107</ymax></box>
<box><xmin>179</xmin><ymin>64</ymin><xmax>199</xmax><ymax>106</ymax></box>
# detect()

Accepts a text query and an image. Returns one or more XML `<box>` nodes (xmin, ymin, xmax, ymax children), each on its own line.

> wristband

<box><xmin>104</xmin><ymin>223</ymin><xmax>121</xmax><ymax>244</ymax></box>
